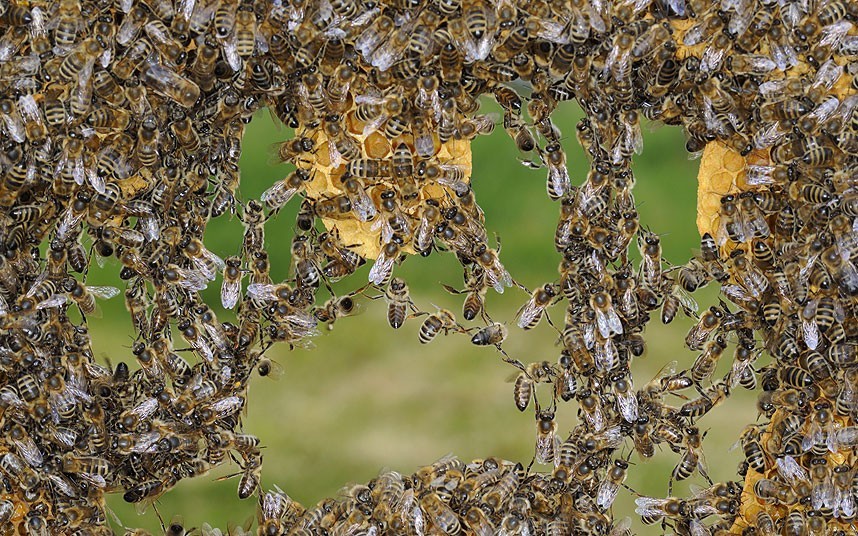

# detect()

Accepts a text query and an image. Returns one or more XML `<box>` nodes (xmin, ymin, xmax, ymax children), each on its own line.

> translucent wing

<box><xmin>88</xmin><ymin>286</ymin><xmax>121</xmax><ymax>299</ymax></box>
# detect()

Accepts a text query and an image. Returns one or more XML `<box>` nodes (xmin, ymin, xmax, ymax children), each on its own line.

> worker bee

<box><xmin>590</xmin><ymin>289</ymin><xmax>623</xmax><ymax>338</ymax></box>
<box><xmin>596</xmin><ymin>459</ymin><xmax>629</xmax><ymax>510</ymax></box>
<box><xmin>516</xmin><ymin>284</ymin><xmax>557</xmax><ymax>330</ymax></box>
<box><xmin>634</xmin><ymin>496</ymin><xmax>687</xmax><ymax>524</ymax></box>
<box><xmin>471</xmin><ymin>322</ymin><xmax>508</xmax><ymax>347</ymax></box>
<box><xmin>313</xmin><ymin>293</ymin><xmax>361</xmax><ymax>328</ymax></box>
<box><xmin>140</xmin><ymin>59</ymin><xmax>200</xmax><ymax>108</ymax></box>
<box><xmin>220</xmin><ymin>256</ymin><xmax>244</xmax><ymax>310</ymax></box>
<box><xmin>417</xmin><ymin>308</ymin><xmax>460</xmax><ymax>344</ymax></box>
<box><xmin>541</xmin><ymin>143</ymin><xmax>571</xmax><ymax>200</ymax></box>
<box><xmin>473</xmin><ymin>243</ymin><xmax>512</xmax><ymax>294</ymax></box>
<box><xmin>534</xmin><ymin>406</ymin><xmax>559</xmax><ymax>465</ymax></box>
<box><xmin>685</xmin><ymin>306</ymin><xmax>724</xmax><ymax>350</ymax></box>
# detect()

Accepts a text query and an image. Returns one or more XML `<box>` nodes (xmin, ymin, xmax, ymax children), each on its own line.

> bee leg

<box><xmin>526</xmin><ymin>455</ymin><xmax>536</xmax><ymax>474</ymax></box>
<box><xmin>543</xmin><ymin>309</ymin><xmax>557</xmax><ymax>330</ymax></box>
<box><xmin>153</xmin><ymin>502</ymin><xmax>166</xmax><ymax>534</ymax></box>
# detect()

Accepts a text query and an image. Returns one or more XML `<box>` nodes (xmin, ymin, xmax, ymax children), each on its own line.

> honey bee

<box><xmin>634</xmin><ymin>496</ymin><xmax>688</xmax><ymax>524</ymax></box>
<box><xmin>680</xmin><ymin>381</ymin><xmax>730</xmax><ymax>418</ymax></box>
<box><xmin>596</xmin><ymin>459</ymin><xmax>629</xmax><ymax>510</ymax></box>
<box><xmin>685</xmin><ymin>306</ymin><xmax>724</xmax><ymax>350</ymax></box>
<box><xmin>516</xmin><ymin>284</ymin><xmax>557</xmax><ymax>330</ymax></box>
<box><xmin>637</xmin><ymin>230</ymin><xmax>663</xmax><ymax>292</ymax></box>
<box><xmin>473</xmin><ymin>243</ymin><xmax>512</xmax><ymax>294</ymax></box>
<box><xmin>64</xmin><ymin>278</ymin><xmax>121</xmax><ymax>317</ymax></box>
<box><xmin>314</xmin><ymin>293</ymin><xmax>360</xmax><ymax>328</ymax></box>
<box><xmin>669</xmin><ymin>427</ymin><xmax>711</xmax><ymax>494</ymax></box>
<box><xmin>140</xmin><ymin>59</ymin><xmax>200</xmax><ymax>108</ymax></box>
<box><xmin>471</xmin><ymin>322</ymin><xmax>508</xmax><ymax>348</ymax></box>
<box><xmin>540</xmin><ymin>143</ymin><xmax>571</xmax><ymax>201</ymax></box>
<box><xmin>690</xmin><ymin>335</ymin><xmax>727</xmax><ymax>385</ymax></box>
<box><xmin>590</xmin><ymin>289</ymin><xmax>624</xmax><ymax>338</ymax></box>
<box><xmin>369</xmin><ymin>241</ymin><xmax>401</xmax><ymax>287</ymax></box>
<box><xmin>417</xmin><ymin>308</ymin><xmax>460</xmax><ymax>344</ymax></box>
<box><xmin>418</xmin><ymin>491</ymin><xmax>459</xmax><ymax>534</ymax></box>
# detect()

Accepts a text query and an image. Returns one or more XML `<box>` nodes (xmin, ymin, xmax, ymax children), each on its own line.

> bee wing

<box><xmin>208</xmin><ymin>395</ymin><xmax>244</xmax><ymax>420</ymax></box>
<box><xmin>46</xmin><ymin>472</ymin><xmax>79</xmax><ymax>498</ymax></box>
<box><xmin>633</xmin><ymin>497</ymin><xmax>668</xmax><ymax>517</ymax></box>
<box><xmin>837</xmin><ymin>485</ymin><xmax>857</xmax><ymax>519</ymax></box>
<box><xmin>776</xmin><ymin>455</ymin><xmax>809</xmax><ymax>488</ymax></box>
<box><xmin>36</xmin><ymin>294</ymin><xmax>68</xmax><ymax>310</ymax></box>
<box><xmin>175</xmin><ymin>266</ymin><xmax>210</xmax><ymax>291</ymax></box>
<box><xmin>85</xmin><ymin>162</ymin><xmax>107</xmax><ymax>194</ymax></box>
<box><xmin>13</xmin><ymin>436</ymin><xmax>43</xmax><ymax>468</ymax></box>
<box><xmin>78</xmin><ymin>471</ymin><xmax>107</xmax><ymax>489</ymax></box>
<box><xmin>728</xmin><ymin>356</ymin><xmax>753</xmax><ymax>390</ymax></box>
<box><xmin>47</xmin><ymin>426</ymin><xmax>77</xmax><ymax>451</ymax></box>
<box><xmin>535</xmin><ymin>431</ymin><xmax>559</xmax><ymax>465</ymax></box>
<box><xmin>801</xmin><ymin>318</ymin><xmax>820</xmax><ymax>350</ymax></box>
<box><xmin>350</xmin><ymin>189</ymin><xmax>377</xmax><ymax>222</ymax></box>
<box><xmin>596</xmin><ymin>480</ymin><xmax>619</xmax><ymax>510</ymax></box>
<box><xmin>617</xmin><ymin>391</ymin><xmax>639</xmax><ymax>423</ymax></box>
<box><xmin>594</xmin><ymin>309</ymin><xmax>612</xmax><ymax>338</ymax></box>
<box><xmin>260</xmin><ymin>179</ymin><xmax>299</xmax><ymax>210</ymax></box>
<box><xmin>204</xmin><ymin>322</ymin><xmax>230</xmax><ymax>351</ymax></box>
<box><xmin>130</xmin><ymin>398</ymin><xmax>158</xmax><ymax>421</ymax></box>
<box><xmin>515</xmin><ymin>296</ymin><xmax>542</xmax><ymax>329</ymax></box>
<box><xmin>593</xmin><ymin>338</ymin><xmax>618</xmax><ymax>372</ymax></box>
<box><xmin>132</xmin><ymin>431</ymin><xmax>161</xmax><ymax>454</ymax></box>
<box><xmin>87</xmin><ymin>285</ymin><xmax>121</xmax><ymax>299</ymax></box>
<box><xmin>547</xmin><ymin>163</ymin><xmax>571</xmax><ymax>199</ymax></box>
<box><xmin>673</xmin><ymin>288</ymin><xmax>699</xmax><ymax>315</ymax></box>
<box><xmin>246</xmin><ymin>283</ymin><xmax>278</xmax><ymax>301</ymax></box>
<box><xmin>486</xmin><ymin>257</ymin><xmax>512</xmax><ymax>294</ymax></box>
<box><xmin>221</xmin><ymin>279</ymin><xmax>241</xmax><ymax>310</ymax></box>
<box><xmin>607</xmin><ymin>309</ymin><xmax>624</xmax><ymax>335</ymax></box>
<box><xmin>608</xmin><ymin>516</ymin><xmax>632</xmax><ymax>536</ymax></box>
<box><xmin>689</xmin><ymin>519</ymin><xmax>709</xmax><ymax>536</ymax></box>
<box><xmin>368</xmin><ymin>250</ymin><xmax>395</xmax><ymax>286</ymax></box>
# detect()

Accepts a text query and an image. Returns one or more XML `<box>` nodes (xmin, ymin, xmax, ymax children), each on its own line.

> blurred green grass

<box><xmin>93</xmin><ymin>102</ymin><xmax>759</xmax><ymax>533</ymax></box>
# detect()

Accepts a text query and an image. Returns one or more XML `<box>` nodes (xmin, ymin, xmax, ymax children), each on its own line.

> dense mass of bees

<box><xmin>0</xmin><ymin>0</ymin><xmax>856</xmax><ymax>533</ymax></box>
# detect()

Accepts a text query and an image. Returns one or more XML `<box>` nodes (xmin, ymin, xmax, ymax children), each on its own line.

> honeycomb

<box><xmin>0</xmin><ymin>0</ymin><xmax>856</xmax><ymax>534</ymax></box>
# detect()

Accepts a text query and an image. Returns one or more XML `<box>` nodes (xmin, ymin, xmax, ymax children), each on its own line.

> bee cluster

<box><xmin>253</xmin><ymin>457</ymin><xmax>642</xmax><ymax>536</ymax></box>
<box><xmin>0</xmin><ymin>0</ymin><xmax>856</xmax><ymax>534</ymax></box>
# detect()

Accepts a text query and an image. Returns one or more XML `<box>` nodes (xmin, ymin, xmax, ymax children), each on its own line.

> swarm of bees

<box><xmin>0</xmin><ymin>0</ymin><xmax>856</xmax><ymax>533</ymax></box>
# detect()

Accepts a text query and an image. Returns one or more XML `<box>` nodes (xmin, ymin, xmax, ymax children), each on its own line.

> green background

<box><xmin>92</xmin><ymin>101</ymin><xmax>759</xmax><ymax>534</ymax></box>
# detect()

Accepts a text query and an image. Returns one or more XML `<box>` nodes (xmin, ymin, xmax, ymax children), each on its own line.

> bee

<box><xmin>612</xmin><ymin>372</ymin><xmax>639</xmax><ymax>423</ymax></box>
<box><xmin>379</xmin><ymin>277</ymin><xmax>413</xmax><ymax>330</ymax></box>
<box><xmin>680</xmin><ymin>381</ymin><xmax>730</xmax><ymax>418</ymax></box>
<box><xmin>685</xmin><ymin>306</ymin><xmax>724</xmax><ymax>350</ymax></box>
<box><xmin>591</xmin><ymin>289</ymin><xmax>624</xmax><ymax>338</ymax></box>
<box><xmin>578</xmin><ymin>389</ymin><xmax>607</xmax><ymax>432</ymax></box>
<box><xmin>140</xmin><ymin>59</ymin><xmax>200</xmax><ymax>108</ymax></box>
<box><xmin>634</xmin><ymin>496</ymin><xmax>687</xmax><ymax>524</ymax></box>
<box><xmin>313</xmin><ymin>293</ymin><xmax>360</xmax><ymax>328</ymax></box>
<box><xmin>516</xmin><ymin>284</ymin><xmax>556</xmax><ymax>330</ymax></box>
<box><xmin>669</xmin><ymin>427</ymin><xmax>711</xmax><ymax>494</ymax></box>
<box><xmin>596</xmin><ymin>459</ymin><xmax>629</xmax><ymax>510</ymax></box>
<box><xmin>171</xmin><ymin>117</ymin><xmax>202</xmax><ymax>153</ymax></box>
<box><xmin>417</xmin><ymin>308</ymin><xmax>460</xmax><ymax>344</ymax></box>
<box><xmin>419</xmin><ymin>491</ymin><xmax>459</xmax><ymax>534</ymax></box>
<box><xmin>471</xmin><ymin>322</ymin><xmax>508</xmax><ymax>348</ymax></box>
<box><xmin>64</xmin><ymin>278</ymin><xmax>121</xmax><ymax>317</ymax></box>
<box><xmin>638</xmin><ymin>229</ymin><xmax>662</xmax><ymax>289</ymax></box>
<box><xmin>369</xmin><ymin>241</ymin><xmax>400</xmax><ymax>287</ymax></box>
<box><xmin>691</xmin><ymin>335</ymin><xmax>727</xmax><ymax>385</ymax></box>
<box><xmin>8</xmin><ymin>424</ymin><xmax>43</xmax><ymax>469</ymax></box>
<box><xmin>541</xmin><ymin>142</ymin><xmax>571</xmax><ymax>200</ymax></box>
<box><xmin>533</xmin><ymin>406</ymin><xmax>559</xmax><ymax>466</ymax></box>
<box><xmin>499</xmin><ymin>111</ymin><xmax>536</xmax><ymax>155</ymax></box>
<box><xmin>0</xmin><ymin>452</ymin><xmax>40</xmax><ymax>491</ymax></box>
